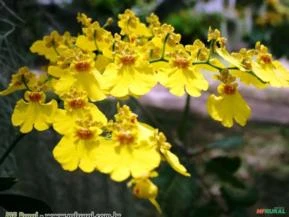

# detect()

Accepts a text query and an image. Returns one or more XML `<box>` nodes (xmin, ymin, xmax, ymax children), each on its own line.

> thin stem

<box><xmin>149</xmin><ymin>58</ymin><xmax>168</xmax><ymax>63</ymax></box>
<box><xmin>192</xmin><ymin>60</ymin><xmax>223</xmax><ymax>71</ymax></box>
<box><xmin>93</xmin><ymin>31</ymin><xmax>100</xmax><ymax>51</ymax></box>
<box><xmin>149</xmin><ymin>33</ymin><xmax>170</xmax><ymax>63</ymax></box>
<box><xmin>0</xmin><ymin>19</ymin><xmax>15</xmax><ymax>39</ymax></box>
<box><xmin>0</xmin><ymin>0</ymin><xmax>25</xmax><ymax>23</ymax></box>
<box><xmin>161</xmin><ymin>33</ymin><xmax>170</xmax><ymax>59</ymax></box>
<box><xmin>206</xmin><ymin>40</ymin><xmax>214</xmax><ymax>62</ymax></box>
<box><xmin>177</xmin><ymin>94</ymin><xmax>191</xmax><ymax>143</ymax></box>
<box><xmin>130</xmin><ymin>97</ymin><xmax>163</xmax><ymax>130</ymax></box>
<box><xmin>21</xmin><ymin>74</ymin><xmax>31</xmax><ymax>90</ymax></box>
<box><xmin>52</xmin><ymin>44</ymin><xmax>60</xmax><ymax>56</ymax></box>
<box><xmin>0</xmin><ymin>133</ymin><xmax>26</xmax><ymax>166</ymax></box>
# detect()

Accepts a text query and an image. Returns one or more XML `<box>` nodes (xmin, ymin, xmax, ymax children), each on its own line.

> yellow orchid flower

<box><xmin>158</xmin><ymin>45</ymin><xmax>209</xmax><ymax>97</ymax></box>
<box><xmin>251</xmin><ymin>42</ymin><xmax>289</xmax><ymax>87</ymax></box>
<box><xmin>53</xmin><ymin>88</ymin><xmax>107</xmax><ymax>135</ymax></box>
<box><xmin>30</xmin><ymin>31</ymin><xmax>74</xmax><ymax>62</ymax></box>
<box><xmin>207</xmin><ymin>83</ymin><xmax>251</xmax><ymax>128</ymax></box>
<box><xmin>93</xmin><ymin>105</ymin><xmax>161</xmax><ymax>182</ymax></box>
<box><xmin>154</xmin><ymin>131</ymin><xmax>190</xmax><ymax>177</ymax></box>
<box><xmin>48</xmin><ymin>51</ymin><xmax>106</xmax><ymax>101</ymax></box>
<box><xmin>12</xmin><ymin>91</ymin><xmax>57</xmax><ymax>133</ymax></box>
<box><xmin>128</xmin><ymin>172</ymin><xmax>161</xmax><ymax>213</ymax></box>
<box><xmin>0</xmin><ymin>67</ymin><xmax>35</xmax><ymax>96</ymax></box>
<box><xmin>118</xmin><ymin>9</ymin><xmax>151</xmax><ymax>37</ymax></box>
<box><xmin>53</xmin><ymin>113</ymin><xmax>105</xmax><ymax>173</ymax></box>
<box><xmin>76</xmin><ymin>13</ymin><xmax>113</xmax><ymax>57</ymax></box>
<box><xmin>101</xmin><ymin>40</ymin><xmax>156</xmax><ymax>98</ymax></box>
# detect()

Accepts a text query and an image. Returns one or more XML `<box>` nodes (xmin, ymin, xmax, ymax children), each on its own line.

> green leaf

<box><xmin>189</xmin><ymin>200</ymin><xmax>222</xmax><ymax>217</ymax></box>
<box><xmin>206</xmin><ymin>156</ymin><xmax>244</xmax><ymax>188</ymax></box>
<box><xmin>221</xmin><ymin>184</ymin><xmax>259</xmax><ymax>207</ymax></box>
<box><xmin>155</xmin><ymin>163</ymin><xmax>199</xmax><ymax>217</ymax></box>
<box><xmin>0</xmin><ymin>177</ymin><xmax>17</xmax><ymax>191</ymax></box>
<box><xmin>206</xmin><ymin>156</ymin><xmax>241</xmax><ymax>175</ymax></box>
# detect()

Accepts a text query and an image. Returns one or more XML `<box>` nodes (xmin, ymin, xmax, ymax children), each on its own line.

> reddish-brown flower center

<box><xmin>120</xmin><ymin>55</ymin><xmax>136</xmax><ymax>66</ymax></box>
<box><xmin>173</xmin><ymin>58</ymin><xmax>190</xmax><ymax>69</ymax></box>
<box><xmin>133</xmin><ymin>187</ymin><xmax>140</xmax><ymax>196</ymax></box>
<box><xmin>117</xmin><ymin>131</ymin><xmax>135</xmax><ymax>145</ymax></box>
<box><xmin>76</xmin><ymin>128</ymin><xmax>94</xmax><ymax>140</ymax></box>
<box><xmin>28</xmin><ymin>92</ymin><xmax>42</xmax><ymax>102</ymax></box>
<box><xmin>223</xmin><ymin>84</ymin><xmax>236</xmax><ymax>95</ymax></box>
<box><xmin>260</xmin><ymin>54</ymin><xmax>272</xmax><ymax>64</ymax></box>
<box><xmin>68</xmin><ymin>98</ymin><xmax>86</xmax><ymax>109</ymax></box>
<box><xmin>75</xmin><ymin>61</ymin><xmax>91</xmax><ymax>72</ymax></box>
<box><xmin>14</xmin><ymin>81</ymin><xmax>22</xmax><ymax>87</ymax></box>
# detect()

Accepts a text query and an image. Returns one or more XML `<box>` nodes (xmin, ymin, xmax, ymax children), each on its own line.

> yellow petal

<box><xmin>53</xmin><ymin>136</ymin><xmax>79</xmax><ymax>171</ymax></box>
<box><xmin>30</xmin><ymin>40</ymin><xmax>58</xmax><ymax>62</ymax></box>
<box><xmin>164</xmin><ymin>151</ymin><xmax>190</xmax><ymax>177</ymax></box>
<box><xmin>76</xmin><ymin>35</ymin><xmax>97</xmax><ymax>51</ymax></box>
<box><xmin>74</xmin><ymin>72</ymin><xmax>106</xmax><ymax>101</ymax></box>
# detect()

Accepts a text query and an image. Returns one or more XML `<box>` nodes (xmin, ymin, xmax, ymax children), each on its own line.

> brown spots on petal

<box><xmin>68</xmin><ymin>98</ymin><xmax>86</xmax><ymax>109</ymax></box>
<box><xmin>75</xmin><ymin>61</ymin><xmax>91</xmax><ymax>72</ymax></box>
<box><xmin>223</xmin><ymin>84</ymin><xmax>236</xmax><ymax>95</ymax></box>
<box><xmin>120</xmin><ymin>55</ymin><xmax>136</xmax><ymax>66</ymax></box>
<box><xmin>173</xmin><ymin>57</ymin><xmax>190</xmax><ymax>69</ymax></box>
<box><xmin>28</xmin><ymin>92</ymin><xmax>42</xmax><ymax>102</ymax></box>
<box><xmin>76</xmin><ymin>128</ymin><xmax>94</xmax><ymax>140</ymax></box>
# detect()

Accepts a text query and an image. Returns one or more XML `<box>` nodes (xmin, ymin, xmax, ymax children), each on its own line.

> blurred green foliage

<box><xmin>237</xmin><ymin>0</ymin><xmax>289</xmax><ymax>58</ymax></box>
<box><xmin>165</xmin><ymin>9</ymin><xmax>222</xmax><ymax>43</ymax></box>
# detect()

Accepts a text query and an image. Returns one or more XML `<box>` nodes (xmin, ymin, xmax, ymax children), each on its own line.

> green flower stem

<box><xmin>161</xmin><ymin>33</ymin><xmax>170</xmax><ymax>59</ymax></box>
<box><xmin>149</xmin><ymin>58</ymin><xmax>168</xmax><ymax>63</ymax></box>
<box><xmin>52</xmin><ymin>43</ymin><xmax>60</xmax><ymax>56</ymax></box>
<box><xmin>21</xmin><ymin>74</ymin><xmax>31</xmax><ymax>90</ymax></box>
<box><xmin>192</xmin><ymin>60</ymin><xmax>223</xmax><ymax>71</ymax></box>
<box><xmin>149</xmin><ymin>33</ymin><xmax>170</xmax><ymax>63</ymax></box>
<box><xmin>177</xmin><ymin>94</ymin><xmax>191</xmax><ymax>143</ymax></box>
<box><xmin>0</xmin><ymin>133</ymin><xmax>26</xmax><ymax>166</ymax></box>
<box><xmin>206</xmin><ymin>40</ymin><xmax>214</xmax><ymax>62</ymax></box>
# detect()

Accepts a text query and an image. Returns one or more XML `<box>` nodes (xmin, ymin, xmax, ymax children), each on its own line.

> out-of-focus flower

<box><xmin>128</xmin><ymin>172</ymin><xmax>161</xmax><ymax>213</ymax></box>
<box><xmin>0</xmin><ymin>67</ymin><xmax>35</xmax><ymax>95</ymax></box>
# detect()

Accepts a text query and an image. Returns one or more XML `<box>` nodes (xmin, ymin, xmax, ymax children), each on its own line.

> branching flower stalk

<box><xmin>1</xmin><ymin>9</ymin><xmax>289</xmax><ymax>212</ymax></box>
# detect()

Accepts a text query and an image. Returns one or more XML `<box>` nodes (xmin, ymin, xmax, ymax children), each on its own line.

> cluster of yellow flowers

<box><xmin>1</xmin><ymin>9</ymin><xmax>289</xmax><ymax>211</ymax></box>
<box><xmin>256</xmin><ymin>0</ymin><xmax>289</xmax><ymax>26</ymax></box>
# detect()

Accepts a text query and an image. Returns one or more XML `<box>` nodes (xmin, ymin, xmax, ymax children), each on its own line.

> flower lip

<box><xmin>223</xmin><ymin>84</ymin><xmax>236</xmax><ymax>95</ymax></box>
<box><xmin>117</xmin><ymin>130</ymin><xmax>135</xmax><ymax>145</ymax></box>
<box><xmin>28</xmin><ymin>92</ymin><xmax>43</xmax><ymax>102</ymax></box>
<box><xmin>133</xmin><ymin>186</ymin><xmax>140</xmax><ymax>196</ymax></box>
<box><xmin>75</xmin><ymin>61</ymin><xmax>91</xmax><ymax>72</ymax></box>
<box><xmin>76</xmin><ymin>128</ymin><xmax>94</xmax><ymax>140</ymax></box>
<box><xmin>173</xmin><ymin>57</ymin><xmax>190</xmax><ymax>69</ymax></box>
<box><xmin>120</xmin><ymin>55</ymin><xmax>136</xmax><ymax>65</ymax></box>
<box><xmin>260</xmin><ymin>54</ymin><xmax>272</xmax><ymax>64</ymax></box>
<box><xmin>68</xmin><ymin>98</ymin><xmax>86</xmax><ymax>109</ymax></box>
